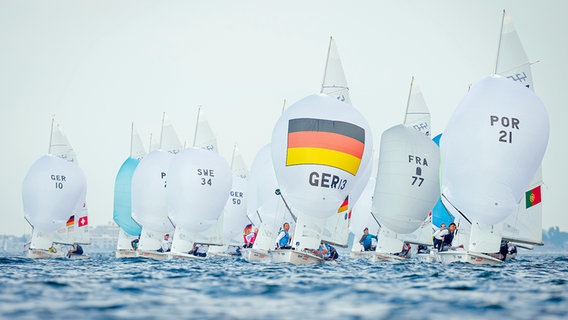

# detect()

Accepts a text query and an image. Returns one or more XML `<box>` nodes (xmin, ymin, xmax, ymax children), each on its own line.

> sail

<box><xmin>321</xmin><ymin>195</ymin><xmax>351</xmax><ymax>247</ymax></box>
<box><xmin>292</xmin><ymin>215</ymin><xmax>325</xmax><ymax>250</ymax></box>
<box><xmin>403</xmin><ymin>77</ymin><xmax>431</xmax><ymax>137</ymax></box>
<box><xmin>49</xmin><ymin>119</ymin><xmax>78</xmax><ymax>163</ymax></box>
<box><xmin>222</xmin><ymin>173</ymin><xmax>249</xmax><ymax>246</ymax></box>
<box><xmin>167</xmin><ymin>147</ymin><xmax>232</xmax><ymax>234</ymax></box>
<box><xmin>72</xmin><ymin>197</ymin><xmax>90</xmax><ymax>245</ymax></box>
<box><xmin>495</xmin><ymin>10</ymin><xmax>543</xmax><ymax>246</ymax></box>
<box><xmin>430</xmin><ymin>134</ymin><xmax>453</xmax><ymax>228</ymax></box>
<box><xmin>320</xmin><ymin>36</ymin><xmax>351</xmax><ymax>104</ymax></box>
<box><xmin>193</xmin><ymin>107</ymin><xmax>219</xmax><ymax>152</ymax></box>
<box><xmin>113</xmin><ymin>157</ymin><xmax>142</xmax><ymax>236</ymax></box>
<box><xmin>349</xmin><ymin>178</ymin><xmax>379</xmax><ymax>237</ymax></box>
<box><xmin>441</xmin><ymin>76</ymin><xmax>549</xmax><ymax>225</ymax></box>
<box><xmin>23</xmin><ymin>155</ymin><xmax>87</xmax><ymax>233</ymax></box>
<box><xmin>495</xmin><ymin>10</ymin><xmax>533</xmax><ymax>90</ymax></box>
<box><xmin>130</xmin><ymin>123</ymin><xmax>146</xmax><ymax>160</ymax></box>
<box><xmin>271</xmin><ymin>94</ymin><xmax>373</xmax><ymax>220</ymax></box>
<box><xmin>501</xmin><ymin>168</ymin><xmax>543</xmax><ymax>245</ymax></box>
<box><xmin>160</xmin><ymin>112</ymin><xmax>182</xmax><ymax>154</ymax></box>
<box><xmin>131</xmin><ymin>150</ymin><xmax>175</xmax><ymax>235</ymax></box>
<box><xmin>372</xmin><ymin>125</ymin><xmax>440</xmax><ymax>234</ymax></box>
<box><xmin>116</xmin><ymin>228</ymin><xmax>138</xmax><ymax>251</ymax></box>
<box><xmin>230</xmin><ymin>144</ymin><xmax>248</xmax><ymax>179</ymax></box>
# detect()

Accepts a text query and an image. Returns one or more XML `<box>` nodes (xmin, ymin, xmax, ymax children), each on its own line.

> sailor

<box><xmin>275</xmin><ymin>222</ymin><xmax>292</xmax><ymax>250</ymax></box>
<box><xmin>157</xmin><ymin>233</ymin><xmax>171</xmax><ymax>252</ymax></box>
<box><xmin>439</xmin><ymin>223</ymin><xmax>456</xmax><ymax>251</ymax></box>
<box><xmin>433</xmin><ymin>223</ymin><xmax>447</xmax><ymax>251</ymax></box>
<box><xmin>243</xmin><ymin>224</ymin><xmax>257</xmax><ymax>248</ymax></box>
<box><xmin>312</xmin><ymin>242</ymin><xmax>339</xmax><ymax>260</ymax></box>
<box><xmin>67</xmin><ymin>244</ymin><xmax>83</xmax><ymax>256</ymax></box>
<box><xmin>131</xmin><ymin>237</ymin><xmax>140</xmax><ymax>250</ymax></box>
<box><xmin>359</xmin><ymin>227</ymin><xmax>378</xmax><ymax>251</ymax></box>
<box><xmin>188</xmin><ymin>243</ymin><xmax>209</xmax><ymax>257</ymax></box>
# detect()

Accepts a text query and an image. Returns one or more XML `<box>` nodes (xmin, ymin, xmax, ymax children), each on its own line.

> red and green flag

<box><xmin>525</xmin><ymin>185</ymin><xmax>542</xmax><ymax>208</ymax></box>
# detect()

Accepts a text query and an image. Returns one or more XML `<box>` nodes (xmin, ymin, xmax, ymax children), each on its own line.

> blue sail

<box><xmin>431</xmin><ymin>133</ymin><xmax>454</xmax><ymax>227</ymax></box>
<box><xmin>113</xmin><ymin>157</ymin><xmax>142</xmax><ymax>236</ymax></box>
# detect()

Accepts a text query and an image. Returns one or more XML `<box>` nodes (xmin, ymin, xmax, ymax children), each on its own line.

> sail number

<box><xmin>51</xmin><ymin>174</ymin><xmax>66</xmax><ymax>189</ymax></box>
<box><xmin>490</xmin><ymin>115</ymin><xmax>519</xmax><ymax>144</ymax></box>
<box><xmin>309</xmin><ymin>172</ymin><xmax>347</xmax><ymax>190</ymax></box>
<box><xmin>231</xmin><ymin>191</ymin><xmax>244</xmax><ymax>205</ymax></box>
<box><xmin>411</xmin><ymin>176</ymin><xmax>424</xmax><ymax>186</ymax></box>
<box><xmin>198</xmin><ymin>169</ymin><xmax>214</xmax><ymax>186</ymax></box>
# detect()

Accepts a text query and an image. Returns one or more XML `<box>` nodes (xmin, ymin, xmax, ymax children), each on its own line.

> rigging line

<box><xmin>276</xmin><ymin>190</ymin><xmax>297</xmax><ymax>223</ymax></box>
<box><xmin>441</xmin><ymin>194</ymin><xmax>471</xmax><ymax>225</ymax></box>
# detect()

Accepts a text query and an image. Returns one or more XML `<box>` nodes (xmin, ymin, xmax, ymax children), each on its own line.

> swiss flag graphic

<box><xmin>78</xmin><ymin>216</ymin><xmax>88</xmax><ymax>227</ymax></box>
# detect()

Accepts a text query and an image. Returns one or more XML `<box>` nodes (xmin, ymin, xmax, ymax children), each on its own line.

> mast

<box><xmin>230</xmin><ymin>143</ymin><xmax>237</xmax><ymax>170</ymax></box>
<box><xmin>494</xmin><ymin>9</ymin><xmax>506</xmax><ymax>74</ymax></box>
<box><xmin>48</xmin><ymin>116</ymin><xmax>55</xmax><ymax>154</ymax></box>
<box><xmin>320</xmin><ymin>36</ymin><xmax>333</xmax><ymax>93</ymax></box>
<box><xmin>281</xmin><ymin>99</ymin><xmax>287</xmax><ymax>115</ymax></box>
<box><xmin>403</xmin><ymin>76</ymin><xmax>415</xmax><ymax>124</ymax></box>
<box><xmin>159</xmin><ymin>112</ymin><xmax>165</xmax><ymax>149</ymax></box>
<box><xmin>193</xmin><ymin>106</ymin><xmax>201</xmax><ymax>147</ymax></box>
<box><xmin>129</xmin><ymin>122</ymin><xmax>134</xmax><ymax>158</ymax></box>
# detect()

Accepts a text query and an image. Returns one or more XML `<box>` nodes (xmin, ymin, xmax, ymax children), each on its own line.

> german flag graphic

<box><xmin>66</xmin><ymin>215</ymin><xmax>75</xmax><ymax>227</ymax></box>
<box><xmin>525</xmin><ymin>185</ymin><xmax>542</xmax><ymax>208</ymax></box>
<box><xmin>337</xmin><ymin>196</ymin><xmax>349</xmax><ymax>213</ymax></box>
<box><xmin>286</xmin><ymin>118</ymin><xmax>365</xmax><ymax>175</ymax></box>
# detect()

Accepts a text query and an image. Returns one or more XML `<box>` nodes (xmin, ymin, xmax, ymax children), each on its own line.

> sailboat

<box><xmin>438</xmin><ymin>75</ymin><xmax>549</xmax><ymax>265</ymax></box>
<box><xmin>215</xmin><ymin>144</ymin><xmax>249</xmax><ymax>256</ymax></box>
<box><xmin>495</xmin><ymin>10</ymin><xmax>544</xmax><ymax>255</ymax></box>
<box><xmin>168</xmin><ymin>107</ymin><xmax>232</xmax><ymax>259</ymax></box>
<box><xmin>270</xmin><ymin>94</ymin><xmax>373</xmax><ymax>264</ymax></box>
<box><xmin>23</xmin><ymin>119</ymin><xmax>87</xmax><ymax>259</ymax></box>
<box><xmin>241</xmin><ymin>144</ymin><xmax>292</xmax><ymax>262</ymax></box>
<box><xmin>132</xmin><ymin>113</ymin><xmax>181</xmax><ymax>260</ymax></box>
<box><xmin>113</xmin><ymin>123</ymin><xmax>146</xmax><ymax>258</ymax></box>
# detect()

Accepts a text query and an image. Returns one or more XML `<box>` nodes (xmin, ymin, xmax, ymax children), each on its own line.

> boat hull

<box><xmin>115</xmin><ymin>249</ymin><xmax>138</xmax><ymax>259</ymax></box>
<box><xmin>435</xmin><ymin>250</ymin><xmax>503</xmax><ymax>265</ymax></box>
<box><xmin>137</xmin><ymin>250</ymin><xmax>170</xmax><ymax>261</ymax></box>
<box><xmin>269</xmin><ymin>249</ymin><xmax>323</xmax><ymax>265</ymax></box>
<box><xmin>241</xmin><ymin>248</ymin><xmax>270</xmax><ymax>262</ymax></box>
<box><xmin>168</xmin><ymin>252</ymin><xmax>205</xmax><ymax>260</ymax></box>
<box><xmin>26</xmin><ymin>249</ymin><xmax>64</xmax><ymax>259</ymax></box>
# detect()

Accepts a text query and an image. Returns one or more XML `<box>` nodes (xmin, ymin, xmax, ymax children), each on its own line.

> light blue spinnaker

<box><xmin>431</xmin><ymin>133</ymin><xmax>454</xmax><ymax>228</ymax></box>
<box><xmin>113</xmin><ymin>157</ymin><xmax>142</xmax><ymax>236</ymax></box>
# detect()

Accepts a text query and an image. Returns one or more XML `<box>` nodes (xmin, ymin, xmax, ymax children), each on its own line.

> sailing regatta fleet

<box><xmin>21</xmin><ymin>11</ymin><xmax>549</xmax><ymax>265</ymax></box>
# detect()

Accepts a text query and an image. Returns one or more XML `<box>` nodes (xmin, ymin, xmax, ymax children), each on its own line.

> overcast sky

<box><xmin>1</xmin><ymin>0</ymin><xmax>566</xmax><ymax>236</ymax></box>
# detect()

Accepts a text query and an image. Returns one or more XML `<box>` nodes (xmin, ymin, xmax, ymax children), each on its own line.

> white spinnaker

<box><xmin>441</xmin><ymin>76</ymin><xmax>549</xmax><ymax>226</ymax></box>
<box><xmin>222</xmin><ymin>175</ymin><xmax>249</xmax><ymax>246</ymax></box>
<box><xmin>131</xmin><ymin>150</ymin><xmax>175</xmax><ymax>234</ymax></box>
<box><xmin>320</xmin><ymin>36</ymin><xmax>351</xmax><ymax>104</ymax></box>
<box><xmin>23</xmin><ymin>155</ymin><xmax>86</xmax><ymax>233</ymax></box>
<box><xmin>271</xmin><ymin>94</ymin><xmax>373</xmax><ymax>220</ymax></box>
<box><xmin>372</xmin><ymin>125</ymin><xmax>440</xmax><ymax>234</ymax></box>
<box><xmin>403</xmin><ymin>77</ymin><xmax>431</xmax><ymax>137</ymax></box>
<box><xmin>167</xmin><ymin>148</ymin><xmax>232</xmax><ymax>243</ymax></box>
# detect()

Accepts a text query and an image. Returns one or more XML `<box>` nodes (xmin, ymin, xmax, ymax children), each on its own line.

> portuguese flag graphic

<box><xmin>525</xmin><ymin>185</ymin><xmax>542</xmax><ymax>208</ymax></box>
<box><xmin>286</xmin><ymin>118</ymin><xmax>365</xmax><ymax>175</ymax></box>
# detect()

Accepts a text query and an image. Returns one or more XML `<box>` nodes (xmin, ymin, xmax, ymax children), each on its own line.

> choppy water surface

<box><xmin>1</xmin><ymin>252</ymin><xmax>566</xmax><ymax>319</ymax></box>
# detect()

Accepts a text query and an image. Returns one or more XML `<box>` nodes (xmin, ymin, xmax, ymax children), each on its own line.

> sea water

<box><xmin>0</xmin><ymin>252</ymin><xmax>566</xmax><ymax>319</ymax></box>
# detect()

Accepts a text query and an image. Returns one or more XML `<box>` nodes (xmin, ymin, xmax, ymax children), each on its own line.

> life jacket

<box><xmin>278</xmin><ymin>230</ymin><xmax>289</xmax><ymax>247</ymax></box>
<box><xmin>443</xmin><ymin>231</ymin><xmax>454</xmax><ymax>244</ymax></box>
